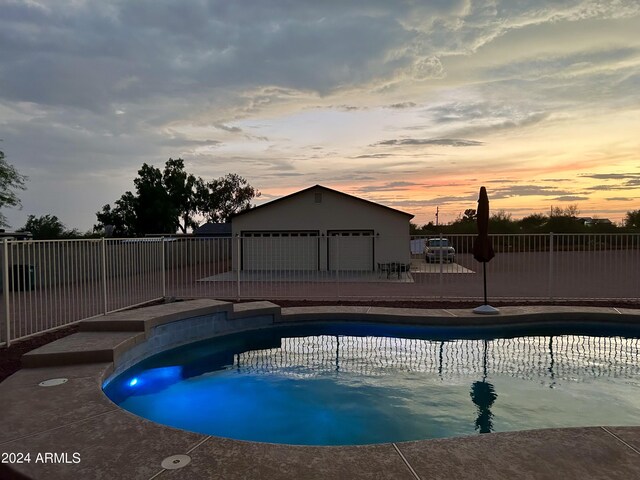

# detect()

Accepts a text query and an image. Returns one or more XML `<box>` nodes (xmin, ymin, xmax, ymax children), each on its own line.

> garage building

<box><xmin>230</xmin><ymin>185</ymin><xmax>413</xmax><ymax>271</ymax></box>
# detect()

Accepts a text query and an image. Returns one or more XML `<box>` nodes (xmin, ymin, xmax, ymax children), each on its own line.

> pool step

<box><xmin>23</xmin><ymin>300</ymin><xmax>283</xmax><ymax>369</ymax></box>
<box><xmin>22</xmin><ymin>331</ymin><xmax>145</xmax><ymax>368</ymax></box>
<box><xmin>79</xmin><ymin>299</ymin><xmax>233</xmax><ymax>332</ymax></box>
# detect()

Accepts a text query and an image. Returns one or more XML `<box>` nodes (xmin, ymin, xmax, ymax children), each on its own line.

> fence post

<box><xmin>439</xmin><ymin>233</ymin><xmax>444</xmax><ymax>299</ymax></box>
<box><xmin>548</xmin><ymin>232</ymin><xmax>554</xmax><ymax>300</ymax></box>
<box><xmin>3</xmin><ymin>239</ymin><xmax>11</xmax><ymax>346</ymax></box>
<box><xmin>236</xmin><ymin>235</ymin><xmax>241</xmax><ymax>301</ymax></box>
<box><xmin>337</xmin><ymin>235</ymin><xmax>341</xmax><ymax>299</ymax></box>
<box><xmin>101</xmin><ymin>237</ymin><xmax>108</xmax><ymax>315</ymax></box>
<box><xmin>161</xmin><ymin>236</ymin><xmax>166</xmax><ymax>299</ymax></box>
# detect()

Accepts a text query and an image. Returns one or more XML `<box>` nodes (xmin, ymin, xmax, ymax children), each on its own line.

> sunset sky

<box><xmin>1</xmin><ymin>0</ymin><xmax>639</xmax><ymax>230</ymax></box>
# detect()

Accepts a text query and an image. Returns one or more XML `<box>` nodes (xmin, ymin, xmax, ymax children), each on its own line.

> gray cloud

<box><xmin>336</xmin><ymin>105</ymin><xmax>362</xmax><ymax>111</ymax></box>
<box><xmin>419</xmin><ymin>98</ymin><xmax>555</xmax><ymax>138</ymax></box>
<box><xmin>374</xmin><ymin>138</ymin><xmax>484</xmax><ymax>147</ymax></box>
<box><xmin>160</xmin><ymin>138</ymin><xmax>222</xmax><ymax>148</ymax></box>
<box><xmin>215</xmin><ymin>124</ymin><xmax>243</xmax><ymax>133</ymax></box>
<box><xmin>586</xmin><ymin>185</ymin><xmax>622</xmax><ymax>191</ymax></box>
<box><xmin>259</xmin><ymin>172</ymin><xmax>306</xmax><ymax>178</ymax></box>
<box><xmin>352</xmin><ymin>153</ymin><xmax>395</xmax><ymax>159</ymax></box>
<box><xmin>586</xmin><ymin>184</ymin><xmax>640</xmax><ymax>191</ymax></box>
<box><xmin>482</xmin><ymin>47</ymin><xmax>640</xmax><ymax>82</ymax></box>
<box><xmin>0</xmin><ymin>1</ymin><xmax>418</xmax><ymax>110</ymax></box>
<box><xmin>355</xmin><ymin>181</ymin><xmax>422</xmax><ymax>193</ymax></box>
<box><xmin>552</xmin><ymin>195</ymin><xmax>590</xmax><ymax>201</ymax></box>
<box><xmin>579</xmin><ymin>173</ymin><xmax>640</xmax><ymax>190</ymax></box>
<box><xmin>423</xmin><ymin>182</ymin><xmax>475</xmax><ymax>188</ymax></box>
<box><xmin>484</xmin><ymin>178</ymin><xmax>516</xmax><ymax>183</ymax></box>
<box><xmin>7</xmin><ymin>1</ymin><xmax>635</xmax><ymax>115</ymax></box>
<box><xmin>386</xmin><ymin>102</ymin><xmax>417</xmax><ymax>109</ymax></box>
<box><xmin>580</xmin><ymin>173</ymin><xmax>640</xmax><ymax>180</ymax></box>
<box><xmin>386</xmin><ymin>194</ymin><xmax>477</xmax><ymax>207</ymax></box>
<box><xmin>606</xmin><ymin>197</ymin><xmax>636</xmax><ymax>201</ymax></box>
<box><xmin>491</xmin><ymin>185</ymin><xmax>576</xmax><ymax>199</ymax></box>
<box><xmin>455</xmin><ymin>111</ymin><xmax>551</xmax><ymax>137</ymax></box>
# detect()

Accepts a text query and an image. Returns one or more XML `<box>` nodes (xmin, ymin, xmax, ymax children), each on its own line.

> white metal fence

<box><xmin>0</xmin><ymin>238</ymin><xmax>164</xmax><ymax>347</ymax></box>
<box><xmin>1</xmin><ymin>233</ymin><xmax>639</xmax><ymax>346</ymax></box>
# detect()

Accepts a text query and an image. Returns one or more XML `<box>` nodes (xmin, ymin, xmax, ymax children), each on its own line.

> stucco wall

<box><xmin>231</xmin><ymin>187</ymin><xmax>411</xmax><ymax>270</ymax></box>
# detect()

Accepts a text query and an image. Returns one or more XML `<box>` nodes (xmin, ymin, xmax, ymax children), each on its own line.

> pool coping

<box><xmin>2</xmin><ymin>300</ymin><xmax>640</xmax><ymax>479</ymax></box>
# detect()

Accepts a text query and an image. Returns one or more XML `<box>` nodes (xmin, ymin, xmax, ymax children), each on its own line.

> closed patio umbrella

<box><xmin>473</xmin><ymin>187</ymin><xmax>499</xmax><ymax>314</ymax></box>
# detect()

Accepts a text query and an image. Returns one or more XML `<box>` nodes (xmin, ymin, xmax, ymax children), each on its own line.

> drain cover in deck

<box><xmin>38</xmin><ymin>378</ymin><xmax>68</xmax><ymax>387</ymax></box>
<box><xmin>161</xmin><ymin>454</ymin><xmax>191</xmax><ymax>470</ymax></box>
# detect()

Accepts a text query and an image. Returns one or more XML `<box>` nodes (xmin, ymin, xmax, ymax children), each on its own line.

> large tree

<box><xmin>196</xmin><ymin>173</ymin><xmax>259</xmax><ymax>223</ymax></box>
<box><xmin>133</xmin><ymin>163</ymin><xmax>177</xmax><ymax>234</ymax></box>
<box><xmin>95</xmin><ymin>191</ymin><xmax>138</xmax><ymax>237</ymax></box>
<box><xmin>18</xmin><ymin>214</ymin><xmax>80</xmax><ymax>239</ymax></box>
<box><xmin>545</xmin><ymin>204</ymin><xmax>586</xmax><ymax>233</ymax></box>
<box><xmin>163</xmin><ymin>158</ymin><xmax>199</xmax><ymax>233</ymax></box>
<box><xmin>95</xmin><ymin>159</ymin><xmax>259</xmax><ymax>236</ymax></box>
<box><xmin>0</xmin><ymin>148</ymin><xmax>28</xmax><ymax>227</ymax></box>
<box><xmin>624</xmin><ymin>209</ymin><xmax>640</xmax><ymax>230</ymax></box>
<box><xmin>489</xmin><ymin>210</ymin><xmax>519</xmax><ymax>234</ymax></box>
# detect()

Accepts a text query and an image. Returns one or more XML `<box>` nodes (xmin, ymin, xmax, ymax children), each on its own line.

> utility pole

<box><xmin>435</xmin><ymin>206</ymin><xmax>439</xmax><ymax>227</ymax></box>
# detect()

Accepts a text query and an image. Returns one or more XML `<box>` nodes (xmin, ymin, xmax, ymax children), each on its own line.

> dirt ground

<box><xmin>2</xmin><ymin>298</ymin><xmax>639</xmax><ymax>384</ymax></box>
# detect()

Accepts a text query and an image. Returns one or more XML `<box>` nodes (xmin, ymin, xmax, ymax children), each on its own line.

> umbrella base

<box><xmin>473</xmin><ymin>305</ymin><xmax>500</xmax><ymax>315</ymax></box>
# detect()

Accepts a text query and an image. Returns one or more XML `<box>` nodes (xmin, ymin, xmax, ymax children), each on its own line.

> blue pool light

<box><xmin>106</xmin><ymin>366</ymin><xmax>184</xmax><ymax>405</ymax></box>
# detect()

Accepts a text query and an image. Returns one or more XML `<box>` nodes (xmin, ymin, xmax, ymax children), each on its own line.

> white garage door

<box><xmin>328</xmin><ymin>231</ymin><xmax>374</xmax><ymax>271</ymax></box>
<box><xmin>242</xmin><ymin>231</ymin><xmax>319</xmax><ymax>270</ymax></box>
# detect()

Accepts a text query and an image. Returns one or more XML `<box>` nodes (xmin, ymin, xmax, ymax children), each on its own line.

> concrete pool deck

<box><xmin>2</xmin><ymin>300</ymin><xmax>640</xmax><ymax>479</ymax></box>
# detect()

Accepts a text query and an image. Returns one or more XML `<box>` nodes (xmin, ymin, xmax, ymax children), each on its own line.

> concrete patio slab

<box><xmin>159</xmin><ymin>437</ymin><xmax>415</xmax><ymax>480</ymax></box>
<box><xmin>411</xmin><ymin>258</ymin><xmax>475</xmax><ymax>274</ymax></box>
<box><xmin>396</xmin><ymin>427</ymin><xmax>640</xmax><ymax>480</ymax></box>
<box><xmin>614</xmin><ymin>307</ymin><xmax>640</xmax><ymax>316</ymax></box>
<box><xmin>1</xmin><ymin>408</ymin><xmax>204</xmax><ymax>480</ymax></box>
<box><xmin>232</xmin><ymin>301</ymin><xmax>281</xmax><ymax>320</ymax></box>
<box><xmin>0</xmin><ymin>364</ymin><xmax>117</xmax><ymax>445</ymax></box>
<box><xmin>279</xmin><ymin>305</ymin><xmax>639</xmax><ymax>326</ymax></box>
<box><xmin>278</xmin><ymin>305</ymin><xmax>372</xmax><ymax>323</ymax></box>
<box><xmin>605</xmin><ymin>427</ymin><xmax>640</xmax><ymax>453</ymax></box>
<box><xmin>0</xmin><ymin>362</ymin><xmax>113</xmax><ymax>388</ymax></box>
<box><xmin>199</xmin><ymin>270</ymin><xmax>416</xmax><ymax>283</ymax></box>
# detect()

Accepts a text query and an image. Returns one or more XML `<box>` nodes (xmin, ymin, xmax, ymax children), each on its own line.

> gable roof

<box><xmin>193</xmin><ymin>222</ymin><xmax>232</xmax><ymax>236</ymax></box>
<box><xmin>230</xmin><ymin>184</ymin><xmax>414</xmax><ymax>220</ymax></box>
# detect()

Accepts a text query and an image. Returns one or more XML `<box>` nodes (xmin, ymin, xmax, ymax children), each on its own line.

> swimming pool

<box><xmin>103</xmin><ymin>322</ymin><xmax>640</xmax><ymax>446</ymax></box>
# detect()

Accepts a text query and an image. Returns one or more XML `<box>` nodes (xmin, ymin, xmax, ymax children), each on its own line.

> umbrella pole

<box><xmin>474</xmin><ymin>260</ymin><xmax>499</xmax><ymax>314</ymax></box>
<box><xmin>483</xmin><ymin>261</ymin><xmax>488</xmax><ymax>305</ymax></box>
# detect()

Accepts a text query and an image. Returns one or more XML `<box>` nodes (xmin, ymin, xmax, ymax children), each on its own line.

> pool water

<box><xmin>103</xmin><ymin>322</ymin><xmax>640</xmax><ymax>445</ymax></box>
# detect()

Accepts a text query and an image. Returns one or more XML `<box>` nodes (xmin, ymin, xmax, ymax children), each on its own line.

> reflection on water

<box><xmin>231</xmin><ymin>333</ymin><xmax>640</xmax><ymax>384</ymax></box>
<box><xmin>105</xmin><ymin>324</ymin><xmax>640</xmax><ymax>445</ymax></box>
<box><xmin>471</xmin><ymin>380</ymin><xmax>497</xmax><ymax>433</ymax></box>
<box><xmin>470</xmin><ymin>340</ymin><xmax>497</xmax><ymax>434</ymax></box>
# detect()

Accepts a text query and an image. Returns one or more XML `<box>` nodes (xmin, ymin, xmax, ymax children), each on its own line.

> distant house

<box><xmin>577</xmin><ymin>217</ymin><xmax>612</xmax><ymax>227</ymax></box>
<box><xmin>230</xmin><ymin>185</ymin><xmax>414</xmax><ymax>271</ymax></box>
<box><xmin>193</xmin><ymin>223</ymin><xmax>232</xmax><ymax>237</ymax></box>
<box><xmin>0</xmin><ymin>230</ymin><xmax>33</xmax><ymax>240</ymax></box>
